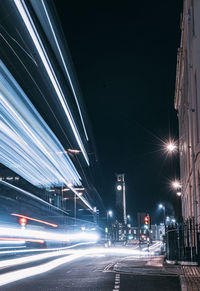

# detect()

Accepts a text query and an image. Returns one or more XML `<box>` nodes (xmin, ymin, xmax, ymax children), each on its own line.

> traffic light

<box><xmin>144</xmin><ymin>214</ymin><xmax>150</xmax><ymax>226</ymax></box>
<box><xmin>19</xmin><ymin>217</ymin><xmax>27</xmax><ymax>228</ymax></box>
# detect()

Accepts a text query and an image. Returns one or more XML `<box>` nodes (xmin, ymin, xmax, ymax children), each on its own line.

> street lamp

<box><xmin>172</xmin><ymin>180</ymin><xmax>181</xmax><ymax>189</ymax></box>
<box><xmin>158</xmin><ymin>204</ymin><xmax>166</xmax><ymax>224</ymax></box>
<box><xmin>107</xmin><ymin>210</ymin><xmax>113</xmax><ymax>220</ymax></box>
<box><xmin>164</xmin><ymin>140</ymin><xmax>177</xmax><ymax>154</ymax></box>
<box><xmin>176</xmin><ymin>191</ymin><xmax>182</xmax><ymax>196</ymax></box>
<box><xmin>106</xmin><ymin>210</ymin><xmax>113</xmax><ymax>243</ymax></box>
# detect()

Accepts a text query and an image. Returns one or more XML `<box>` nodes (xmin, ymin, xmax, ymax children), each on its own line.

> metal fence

<box><xmin>166</xmin><ymin>219</ymin><xmax>200</xmax><ymax>263</ymax></box>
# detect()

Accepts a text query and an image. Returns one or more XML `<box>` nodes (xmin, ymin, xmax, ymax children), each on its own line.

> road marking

<box><xmin>113</xmin><ymin>273</ymin><xmax>120</xmax><ymax>290</ymax></box>
<box><xmin>103</xmin><ymin>263</ymin><xmax>114</xmax><ymax>272</ymax></box>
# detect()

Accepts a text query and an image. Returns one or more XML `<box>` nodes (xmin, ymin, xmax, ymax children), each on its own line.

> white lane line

<box><xmin>113</xmin><ymin>273</ymin><xmax>120</xmax><ymax>290</ymax></box>
<box><xmin>0</xmin><ymin>252</ymin><xmax>84</xmax><ymax>286</ymax></box>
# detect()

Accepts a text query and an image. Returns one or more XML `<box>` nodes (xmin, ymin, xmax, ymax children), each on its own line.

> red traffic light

<box><xmin>19</xmin><ymin>217</ymin><xmax>27</xmax><ymax>227</ymax></box>
<box><xmin>144</xmin><ymin>215</ymin><xmax>150</xmax><ymax>225</ymax></box>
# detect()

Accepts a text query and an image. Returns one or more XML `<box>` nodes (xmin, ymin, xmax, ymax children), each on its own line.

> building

<box><xmin>115</xmin><ymin>174</ymin><xmax>127</xmax><ymax>224</ymax></box>
<box><xmin>174</xmin><ymin>0</ymin><xmax>200</xmax><ymax>257</ymax></box>
<box><xmin>126</xmin><ymin>224</ymin><xmax>165</xmax><ymax>242</ymax></box>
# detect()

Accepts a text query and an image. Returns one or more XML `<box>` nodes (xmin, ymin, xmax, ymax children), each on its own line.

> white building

<box><xmin>174</xmin><ymin>0</ymin><xmax>200</xmax><ymax>230</ymax></box>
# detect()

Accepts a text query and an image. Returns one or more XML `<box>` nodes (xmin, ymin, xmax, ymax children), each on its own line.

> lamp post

<box><xmin>107</xmin><ymin>210</ymin><xmax>113</xmax><ymax>243</ymax></box>
<box><xmin>107</xmin><ymin>210</ymin><xmax>113</xmax><ymax>224</ymax></box>
<box><xmin>159</xmin><ymin>204</ymin><xmax>166</xmax><ymax>224</ymax></box>
<box><xmin>158</xmin><ymin>204</ymin><xmax>166</xmax><ymax>254</ymax></box>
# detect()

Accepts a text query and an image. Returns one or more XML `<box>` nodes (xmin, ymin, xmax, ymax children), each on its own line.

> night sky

<box><xmin>54</xmin><ymin>0</ymin><xmax>183</xmax><ymax>224</ymax></box>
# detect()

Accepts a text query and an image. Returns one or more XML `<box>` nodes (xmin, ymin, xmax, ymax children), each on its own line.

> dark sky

<box><xmin>54</xmin><ymin>0</ymin><xmax>183</xmax><ymax>224</ymax></box>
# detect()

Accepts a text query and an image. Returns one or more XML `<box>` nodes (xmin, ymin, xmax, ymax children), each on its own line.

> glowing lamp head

<box><xmin>172</xmin><ymin>181</ymin><xmax>181</xmax><ymax>189</ymax></box>
<box><xmin>176</xmin><ymin>191</ymin><xmax>182</xmax><ymax>196</ymax></box>
<box><xmin>166</xmin><ymin>142</ymin><xmax>177</xmax><ymax>153</ymax></box>
<box><xmin>159</xmin><ymin>204</ymin><xmax>164</xmax><ymax>210</ymax></box>
<box><xmin>117</xmin><ymin>185</ymin><xmax>122</xmax><ymax>191</ymax></box>
<box><xmin>108</xmin><ymin>210</ymin><xmax>113</xmax><ymax>217</ymax></box>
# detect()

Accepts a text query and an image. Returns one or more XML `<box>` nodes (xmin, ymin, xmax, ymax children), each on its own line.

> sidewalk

<box><xmin>180</xmin><ymin>266</ymin><xmax>200</xmax><ymax>291</ymax></box>
<box><xmin>113</xmin><ymin>255</ymin><xmax>181</xmax><ymax>291</ymax></box>
<box><xmin>165</xmin><ymin>259</ymin><xmax>200</xmax><ymax>290</ymax></box>
<box><xmin>113</xmin><ymin>255</ymin><xmax>200</xmax><ymax>290</ymax></box>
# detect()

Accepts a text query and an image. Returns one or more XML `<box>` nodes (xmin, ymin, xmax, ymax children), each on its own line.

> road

<box><xmin>0</xmin><ymin>242</ymin><xmax>181</xmax><ymax>291</ymax></box>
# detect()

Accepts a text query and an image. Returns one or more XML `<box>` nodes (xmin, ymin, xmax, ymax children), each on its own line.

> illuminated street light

<box><xmin>108</xmin><ymin>210</ymin><xmax>113</xmax><ymax>217</ymax></box>
<box><xmin>166</xmin><ymin>142</ymin><xmax>177</xmax><ymax>153</ymax></box>
<box><xmin>159</xmin><ymin>204</ymin><xmax>165</xmax><ymax>210</ymax></box>
<box><xmin>172</xmin><ymin>181</ymin><xmax>181</xmax><ymax>189</ymax></box>
<box><xmin>158</xmin><ymin>204</ymin><xmax>165</xmax><ymax>224</ymax></box>
<box><xmin>127</xmin><ymin>214</ymin><xmax>130</xmax><ymax>220</ymax></box>
<box><xmin>176</xmin><ymin>191</ymin><xmax>182</xmax><ymax>196</ymax></box>
<box><xmin>117</xmin><ymin>185</ymin><xmax>122</xmax><ymax>191</ymax></box>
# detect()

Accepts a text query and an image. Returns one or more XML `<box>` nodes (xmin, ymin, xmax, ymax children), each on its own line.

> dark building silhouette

<box><xmin>115</xmin><ymin>174</ymin><xmax>127</xmax><ymax>224</ymax></box>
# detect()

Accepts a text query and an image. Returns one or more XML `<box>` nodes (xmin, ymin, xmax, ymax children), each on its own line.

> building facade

<box><xmin>174</xmin><ymin>0</ymin><xmax>200</xmax><ymax>253</ymax></box>
<box><xmin>115</xmin><ymin>174</ymin><xmax>127</xmax><ymax>224</ymax></box>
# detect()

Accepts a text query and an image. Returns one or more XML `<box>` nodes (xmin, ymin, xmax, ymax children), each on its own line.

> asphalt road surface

<box><xmin>1</xmin><ymin>248</ymin><xmax>181</xmax><ymax>291</ymax></box>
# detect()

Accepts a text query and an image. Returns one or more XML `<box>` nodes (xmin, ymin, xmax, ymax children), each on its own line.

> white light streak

<box><xmin>0</xmin><ymin>242</ymin><xmax>94</xmax><ymax>255</ymax></box>
<box><xmin>0</xmin><ymin>240</ymin><xmax>25</xmax><ymax>245</ymax></box>
<box><xmin>14</xmin><ymin>0</ymin><xmax>89</xmax><ymax>165</ymax></box>
<box><xmin>0</xmin><ymin>227</ymin><xmax>99</xmax><ymax>243</ymax></box>
<box><xmin>0</xmin><ymin>60</ymin><xmax>93</xmax><ymax>210</ymax></box>
<box><xmin>0</xmin><ymin>246</ymin><xmax>157</xmax><ymax>286</ymax></box>
<box><xmin>0</xmin><ymin>252</ymin><xmax>83</xmax><ymax>286</ymax></box>
<box><xmin>41</xmin><ymin>0</ymin><xmax>89</xmax><ymax>141</ymax></box>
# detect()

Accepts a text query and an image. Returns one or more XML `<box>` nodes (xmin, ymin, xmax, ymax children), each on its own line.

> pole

<box><xmin>123</xmin><ymin>182</ymin><xmax>127</xmax><ymax>224</ymax></box>
<box><xmin>74</xmin><ymin>195</ymin><xmax>76</xmax><ymax>226</ymax></box>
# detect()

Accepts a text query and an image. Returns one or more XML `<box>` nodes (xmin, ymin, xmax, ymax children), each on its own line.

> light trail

<box><xmin>11</xmin><ymin>214</ymin><xmax>58</xmax><ymax>228</ymax></box>
<box><xmin>0</xmin><ymin>237</ymin><xmax>44</xmax><ymax>244</ymax></box>
<box><xmin>0</xmin><ymin>247</ymin><xmax>156</xmax><ymax>286</ymax></box>
<box><xmin>0</xmin><ymin>242</ymin><xmax>95</xmax><ymax>255</ymax></box>
<box><xmin>0</xmin><ymin>226</ymin><xmax>99</xmax><ymax>243</ymax></box>
<box><xmin>40</xmin><ymin>0</ymin><xmax>89</xmax><ymax>142</ymax></box>
<box><xmin>0</xmin><ymin>240</ymin><xmax>25</xmax><ymax>245</ymax></box>
<box><xmin>0</xmin><ymin>252</ymin><xmax>83</xmax><ymax>286</ymax></box>
<box><xmin>0</xmin><ymin>180</ymin><xmax>70</xmax><ymax>215</ymax></box>
<box><xmin>0</xmin><ymin>60</ymin><xmax>93</xmax><ymax>210</ymax></box>
<box><xmin>13</xmin><ymin>0</ymin><xmax>89</xmax><ymax>166</ymax></box>
<box><xmin>0</xmin><ymin>60</ymin><xmax>81</xmax><ymax>186</ymax></box>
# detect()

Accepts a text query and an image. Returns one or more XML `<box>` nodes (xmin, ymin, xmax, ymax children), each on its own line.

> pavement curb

<box><xmin>166</xmin><ymin>260</ymin><xmax>198</xmax><ymax>266</ymax></box>
<box><xmin>166</xmin><ymin>259</ymin><xmax>176</xmax><ymax>265</ymax></box>
<box><xmin>179</xmin><ymin>275</ymin><xmax>188</xmax><ymax>291</ymax></box>
<box><xmin>178</xmin><ymin>261</ymin><xmax>198</xmax><ymax>266</ymax></box>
